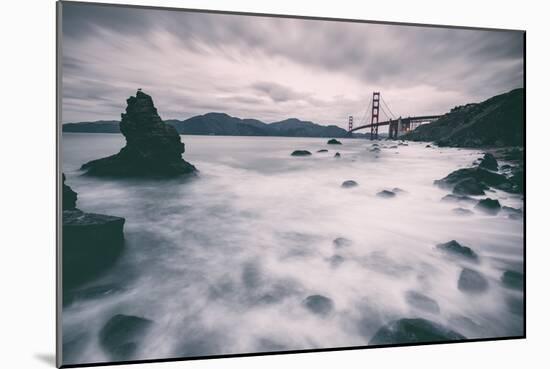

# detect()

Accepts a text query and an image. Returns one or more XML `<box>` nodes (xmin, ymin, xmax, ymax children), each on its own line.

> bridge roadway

<box><xmin>348</xmin><ymin>114</ymin><xmax>442</xmax><ymax>133</ymax></box>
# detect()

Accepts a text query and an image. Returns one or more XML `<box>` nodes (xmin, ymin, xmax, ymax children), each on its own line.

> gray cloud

<box><xmin>61</xmin><ymin>2</ymin><xmax>524</xmax><ymax>128</ymax></box>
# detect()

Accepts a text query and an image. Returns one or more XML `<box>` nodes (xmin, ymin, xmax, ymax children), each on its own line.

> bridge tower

<box><xmin>348</xmin><ymin>115</ymin><xmax>353</xmax><ymax>132</ymax></box>
<box><xmin>370</xmin><ymin>92</ymin><xmax>380</xmax><ymax>140</ymax></box>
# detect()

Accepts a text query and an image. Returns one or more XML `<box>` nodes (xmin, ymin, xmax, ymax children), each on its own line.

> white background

<box><xmin>0</xmin><ymin>0</ymin><xmax>547</xmax><ymax>368</ymax></box>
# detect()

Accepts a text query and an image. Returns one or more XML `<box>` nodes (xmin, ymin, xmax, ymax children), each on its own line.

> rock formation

<box><xmin>369</xmin><ymin>318</ymin><xmax>465</xmax><ymax>345</ymax></box>
<box><xmin>81</xmin><ymin>90</ymin><xmax>196</xmax><ymax>177</ymax></box>
<box><xmin>62</xmin><ymin>174</ymin><xmax>125</xmax><ymax>290</ymax></box>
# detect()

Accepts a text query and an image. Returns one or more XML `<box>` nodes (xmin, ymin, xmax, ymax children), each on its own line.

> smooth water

<box><xmin>62</xmin><ymin>133</ymin><xmax>524</xmax><ymax>364</ymax></box>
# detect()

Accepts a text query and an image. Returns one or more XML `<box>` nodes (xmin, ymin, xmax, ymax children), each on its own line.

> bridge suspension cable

<box><xmin>381</xmin><ymin>96</ymin><xmax>398</xmax><ymax>119</ymax></box>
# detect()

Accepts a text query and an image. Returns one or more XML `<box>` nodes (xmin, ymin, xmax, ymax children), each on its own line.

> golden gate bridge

<box><xmin>348</xmin><ymin>92</ymin><xmax>442</xmax><ymax>139</ymax></box>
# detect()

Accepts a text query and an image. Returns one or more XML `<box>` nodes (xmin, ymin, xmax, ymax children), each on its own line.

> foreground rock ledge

<box><xmin>81</xmin><ymin>90</ymin><xmax>197</xmax><ymax>177</ymax></box>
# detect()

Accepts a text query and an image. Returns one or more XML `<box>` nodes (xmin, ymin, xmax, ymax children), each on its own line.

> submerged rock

<box><xmin>478</xmin><ymin>153</ymin><xmax>498</xmax><ymax>171</ymax></box>
<box><xmin>436</xmin><ymin>240</ymin><xmax>478</xmax><ymax>262</ymax></box>
<box><xmin>334</xmin><ymin>152</ymin><xmax>341</xmax><ymax>158</ymax></box>
<box><xmin>369</xmin><ymin>318</ymin><xmax>465</xmax><ymax>345</ymax></box>
<box><xmin>333</xmin><ymin>237</ymin><xmax>352</xmax><ymax>248</ymax></box>
<box><xmin>99</xmin><ymin>314</ymin><xmax>153</xmax><ymax>361</ymax></box>
<box><xmin>502</xmin><ymin>206</ymin><xmax>523</xmax><ymax>220</ymax></box>
<box><xmin>370</xmin><ymin>147</ymin><xmax>381</xmax><ymax>153</ymax></box>
<box><xmin>441</xmin><ymin>194</ymin><xmax>476</xmax><ymax>203</ymax></box>
<box><xmin>501</xmin><ymin>270</ymin><xmax>524</xmax><ymax>290</ymax></box>
<box><xmin>327</xmin><ymin>138</ymin><xmax>342</xmax><ymax>145</ymax></box>
<box><xmin>328</xmin><ymin>255</ymin><xmax>345</xmax><ymax>267</ymax></box>
<box><xmin>458</xmin><ymin>268</ymin><xmax>489</xmax><ymax>293</ymax></box>
<box><xmin>341</xmin><ymin>180</ymin><xmax>358</xmax><ymax>188</ymax></box>
<box><xmin>405</xmin><ymin>291</ymin><xmax>440</xmax><ymax>314</ymax></box>
<box><xmin>63</xmin><ymin>209</ymin><xmax>125</xmax><ymax>289</ymax></box>
<box><xmin>377</xmin><ymin>190</ymin><xmax>396</xmax><ymax>198</ymax></box>
<box><xmin>303</xmin><ymin>295</ymin><xmax>334</xmax><ymax>316</ymax></box>
<box><xmin>452</xmin><ymin>207</ymin><xmax>474</xmax><ymax>216</ymax></box>
<box><xmin>317</xmin><ymin>149</ymin><xmax>328</xmax><ymax>153</ymax></box>
<box><xmin>62</xmin><ymin>173</ymin><xmax>77</xmax><ymax>210</ymax></box>
<box><xmin>81</xmin><ymin>90</ymin><xmax>197</xmax><ymax>177</ymax></box>
<box><xmin>474</xmin><ymin>198</ymin><xmax>501</xmax><ymax>215</ymax></box>
<box><xmin>291</xmin><ymin>150</ymin><xmax>312</xmax><ymax>156</ymax></box>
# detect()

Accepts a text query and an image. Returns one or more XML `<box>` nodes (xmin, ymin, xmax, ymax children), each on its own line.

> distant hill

<box><xmin>63</xmin><ymin>113</ymin><xmax>353</xmax><ymax>138</ymax></box>
<box><xmin>403</xmin><ymin>88</ymin><xmax>524</xmax><ymax>147</ymax></box>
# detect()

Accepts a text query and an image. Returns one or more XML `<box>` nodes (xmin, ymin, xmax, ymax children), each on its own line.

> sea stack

<box><xmin>81</xmin><ymin>90</ymin><xmax>197</xmax><ymax>177</ymax></box>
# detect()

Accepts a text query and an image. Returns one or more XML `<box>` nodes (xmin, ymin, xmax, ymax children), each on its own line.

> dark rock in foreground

<box><xmin>501</xmin><ymin>270</ymin><xmax>524</xmax><ymax>290</ymax></box>
<box><xmin>62</xmin><ymin>173</ymin><xmax>77</xmax><ymax>210</ymax></box>
<box><xmin>405</xmin><ymin>291</ymin><xmax>440</xmax><ymax>314</ymax></box>
<box><xmin>303</xmin><ymin>295</ymin><xmax>334</xmax><ymax>316</ymax></box>
<box><xmin>341</xmin><ymin>180</ymin><xmax>358</xmax><ymax>188</ymax></box>
<box><xmin>81</xmin><ymin>90</ymin><xmax>196</xmax><ymax>177</ymax></box>
<box><xmin>458</xmin><ymin>268</ymin><xmax>489</xmax><ymax>293</ymax></box>
<box><xmin>478</xmin><ymin>153</ymin><xmax>498</xmax><ymax>171</ymax></box>
<box><xmin>369</xmin><ymin>318</ymin><xmax>465</xmax><ymax>345</ymax></box>
<box><xmin>327</xmin><ymin>138</ymin><xmax>342</xmax><ymax>145</ymax></box>
<box><xmin>63</xmin><ymin>209</ymin><xmax>125</xmax><ymax>289</ymax></box>
<box><xmin>377</xmin><ymin>190</ymin><xmax>396</xmax><ymax>198</ymax></box>
<box><xmin>435</xmin><ymin>167</ymin><xmax>512</xmax><ymax>193</ymax></box>
<box><xmin>474</xmin><ymin>198</ymin><xmax>501</xmax><ymax>215</ymax></box>
<box><xmin>291</xmin><ymin>150</ymin><xmax>312</xmax><ymax>156</ymax></box>
<box><xmin>99</xmin><ymin>314</ymin><xmax>153</xmax><ymax>361</ymax></box>
<box><xmin>452</xmin><ymin>177</ymin><xmax>487</xmax><ymax>195</ymax></box>
<box><xmin>436</xmin><ymin>240</ymin><xmax>478</xmax><ymax>262</ymax></box>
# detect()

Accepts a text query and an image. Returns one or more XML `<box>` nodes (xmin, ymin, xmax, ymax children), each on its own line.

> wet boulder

<box><xmin>63</xmin><ymin>209</ymin><xmax>125</xmax><ymax>289</ymax></box>
<box><xmin>369</xmin><ymin>318</ymin><xmax>465</xmax><ymax>345</ymax></box>
<box><xmin>333</xmin><ymin>237</ymin><xmax>352</xmax><ymax>248</ymax></box>
<box><xmin>405</xmin><ymin>291</ymin><xmax>440</xmax><ymax>314</ymax></box>
<box><xmin>452</xmin><ymin>178</ymin><xmax>487</xmax><ymax>196</ymax></box>
<box><xmin>478</xmin><ymin>153</ymin><xmax>498</xmax><ymax>171</ymax></box>
<box><xmin>341</xmin><ymin>180</ymin><xmax>358</xmax><ymax>188</ymax></box>
<box><xmin>99</xmin><ymin>314</ymin><xmax>153</xmax><ymax>361</ymax></box>
<box><xmin>441</xmin><ymin>194</ymin><xmax>476</xmax><ymax>204</ymax></box>
<box><xmin>303</xmin><ymin>295</ymin><xmax>334</xmax><ymax>316</ymax></box>
<box><xmin>458</xmin><ymin>268</ymin><xmax>489</xmax><ymax>293</ymax></box>
<box><xmin>291</xmin><ymin>150</ymin><xmax>312</xmax><ymax>156</ymax></box>
<box><xmin>81</xmin><ymin>90</ymin><xmax>196</xmax><ymax>177</ymax></box>
<box><xmin>435</xmin><ymin>167</ymin><xmax>510</xmax><ymax>193</ymax></box>
<box><xmin>436</xmin><ymin>240</ymin><xmax>479</xmax><ymax>262</ymax></box>
<box><xmin>334</xmin><ymin>152</ymin><xmax>341</xmax><ymax>158</ymax></box>
<box><xmin>501</xmin><ymin>270</ymin><xmax>524</xmax><ymax>291</ymax></box>
<box><xmin>317</xmin><ymin>149</ymin><xmax>328</xmax><ymax>153</ymax></box>
<box><xmin>474</xmin><ymin>198</ymin><xmax>501</xmax><ymax>215</ymax></box>
<box><xmin>327</xmin><ymin>138</ymin><xmax>342</xmax><ymax>145</ymax></box>
<box><xmin>377</xmin><ymin>190</ymin><xmax>396</xmax><ymax>198</ymax></box>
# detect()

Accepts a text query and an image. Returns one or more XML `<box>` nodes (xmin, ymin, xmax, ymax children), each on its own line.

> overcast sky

<box><xmin>61</xmin><ymin>3</ymin><xmax>524</xmax><ymax>129</ymax></box>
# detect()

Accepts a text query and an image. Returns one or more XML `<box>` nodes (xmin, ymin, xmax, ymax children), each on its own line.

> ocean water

<box><xmin>61</xmin><ymin>133</ymin><xmax>524</xmax><ymax>365</ymax></box>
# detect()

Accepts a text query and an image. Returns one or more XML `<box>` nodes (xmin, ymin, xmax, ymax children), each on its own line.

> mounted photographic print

<box><xmin>57</xmin><ymin>1</ymin><xmax>526</xmax><ymax>367</ymax></box>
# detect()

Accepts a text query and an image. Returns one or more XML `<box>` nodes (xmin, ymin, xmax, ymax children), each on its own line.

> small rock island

<box><xmin>82</xmin><ymin>90</ymin><xmax>197</xmax><ymax>177</ymax></box>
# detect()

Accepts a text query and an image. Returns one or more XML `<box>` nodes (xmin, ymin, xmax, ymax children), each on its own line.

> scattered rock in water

<box><xmin>369</xmin><ymin>318</ymin><xmax>465</xmax><ymax>345</ymax></box>
<box><xmin>398</xmin><ymin>142</ymin><xmax>409</xmax><ymax>146</ymax></box>
<box><xmin>436</xmin><ymin>240</ymin><xmax>478</xmax><ymax>262</ymax></box>
<box><xmin>405</xmin><ymin>291</ymin><xmax>440</xmax><ymax>314</ymax></box>
<box><xmin>502</xmin><ymin>206</ymin><xmax>523</xmax><ymax>220</ymax></box>
<box><xmin>334</xmin><ymin>152</ymin><xmax>341</xmax><ymax>158</ymax></box>
<box><xmin>458</xmin><ymin>268</ymin><xmax>489</xmax><ymax>293</ymax></box>
<box><xmin>500</xmin><ymin>164</ymin><xmax>512</xmax><ymax>171</ymax></box>
<box><xmin>452</xmin><ymin>178</ymin><xmax>487</xmax><ymax>196</ymax></box>
<box><xmin>452</xmin><ymin>207</ymin><xmax>474</xmax><ymax>216</ymax></box>
<box><xmin>392</xmin><ymin>187</ymin><xmax>406</xmax><ymax>193</ymax></box>
<box><xmin>389</xmin><ymin>145</ymin><xmax>398</xmax><ymax>149</ymax></box>
<box><xmin>99</xmin><ymin>314</ymin><xmax>153</xmax><ymax>361</ymax></box>
<box><xmin>478</xmin><ymin>153</ymin><xmax>498</xmax><ymax>171</ymax></box>
<box><xmin>328</xmin><ymin>255</ymin><xmax>345</xmax><ymax>267</ymax></box>
<box><xmin>474</xmin><ymin>198</ymin><xmax>501</xmax><ymax>215</ymax></box>
<box><xmin>63</xmin><ymin>209</ymin><xmax>125</xmax><ymax>289</ymax></box>
<box><xmin>62</xmin><ymin>173</ymin><xmax>77</xmax><ymax>210</ymax></box>
<box><xmin>501</xmin><ymin>270</ymin><xmax>524</xmax><ymax>290</ymax></box>
<box><xmin>435</xmin><ymin>167</ymin><xmax>511</xmax><ymax>193</ymax></box>
<box><xmin>327</xmin><ymin>138</ymin><xmax>342</xmax><ymax>145</ymax></box>
<box><xmin>81</xmin><ymin>90</ymin><xmax>197</xmax><ymax>177</ymax></box>
<box><xmin>426</xmin><ymin>144</ymin><xmax>432</xmax><ymax>148</ymax></box>
<box><xmin>317</xmin><ymin>149</ymin><xmax>328</xmax><ymax>153</ymax></box>
<box><xmin>291</xmin><ymin>150</ymin><xmax>312</xmax><ymax>156</ymax></box>
<box><xmin>303</xmin><ymin>295</ymin><xmax>334</xmax><ymax>316</ymax></box>
<box><xmin>370</xmin><ymin>147</ymin><xmax>381</xmax><ymax>153</ymax></box>
<box><xmin>333</xmin><ymin>237</ymin><xmax>352</xmax><ymax>248</ymax></box>
<box><xmin>63</xmin><ymin>283</ymin><xmax>123</xmax><ymax>307</ymax></box>
<box><xmin>377</xmin><ymin>190</ymin><xmax>396</xmax><ymax>198</ymax></box>
<box><xmin>441</xmin><ymin>194</ymin><xmax>476</xmax><ymax>204</ymax></box>
<box><xmin>341</xmin><ymin>180</ymin><xmax>358</xmax><ymax>188</ymax></box>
